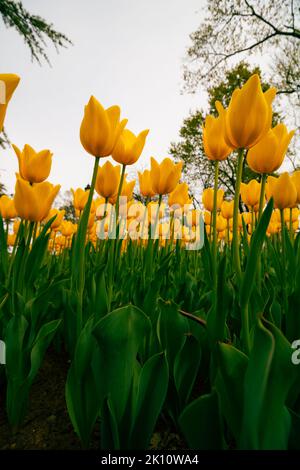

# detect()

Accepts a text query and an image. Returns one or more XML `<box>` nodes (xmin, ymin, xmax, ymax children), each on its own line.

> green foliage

<box><xmin>0</xmin><ymin>0</ymin><xmax>72</xmax><ymax>64</ymax></box>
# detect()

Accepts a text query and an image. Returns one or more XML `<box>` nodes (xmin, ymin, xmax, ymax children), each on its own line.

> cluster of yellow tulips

<box><xmin>0</xmin><ymin>73</ymin><xmax>298</xmax><ymax>261</ymax></box>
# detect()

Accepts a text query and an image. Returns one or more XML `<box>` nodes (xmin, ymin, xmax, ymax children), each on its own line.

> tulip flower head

<box><xmin>247</xmin><ymin>124</ymin><xmax>295</xmax><ymax>174</ymax></box>
<box><xmin>150</xmin><ymin>157</ymin><xmax>183</xmax><ymax>195</ymax></box>
<box><xmin>43</xmin><ymin>208</ymin><xmax>65</xmax><ymax>230</ymax></box>
<box><xmin>12</xmin><ymin>144</ymin><xmax>53</xmax><ymax>184</ymax></box>
<box><xmin>14</xmin><ymin>177</ymin><xmax>60</xmax><ymax>222</ymax></box>
<box><xmin>138</xmin><ymin>169</ymin><xmax>155</xmax><ymax>198</ymax></box>
<box><xmin>203</xmin><ymin>101</ymin><xmax>233</xmax><ymax>161</ymax></box>
<box><xmin>221</xmin><ymin>200</ymin><xmax>234</xmax><ymax>220</ymax></box>
<box><xmin>80</xmin><ymin>96</ymin><xmax>127</xmax><ymax>158</ymax></box>
<box><xmin>112</xmin><ymin>128</ymin><xmax>149</xmax><ymax>165</ymax></box>
<box><xmin>168</xmin><ymin>182</ymin><xmax>191</xmax><ymax>209</ymax></box>
<box><xmin>202</xmin><ymin>188</ymin><xmax>224</xmax><ymax>212</ymax></box>
<box><xmin>291</xmin><ymin>171</ymin><xmax>300</xmax><ymax>204</ymax></box>
<box><xmin>225</xmin><ymin>74</ymin><xmax>276</xmax><ymax>149</ymax></box>
<box><xmin>71</xmin><ymin>188</ymin><xmax>90</xmax><ymax>212</ymax></box>
<box><xmin>268</xmin><ymin>173</ymin><xmax>297</xmax><ymax>210</ymax></box>
<box><xmin>0</xmin><ymin>195</ymin><xmax>17</xmax><ymax>220</ymax></box>
<box><xmin>240</xmin><ymin>180</ymin><xmax>261</xmax><ymax>208</ymax></box>
<box><xmin>0</xmin><ymin>74</ymin><xmax>20</xmax><ymax>131</ymax></box>
<box><xmin>95</xmin><ymin>161</ymin><xmax>121</xmax><ymax>199</ymax></box>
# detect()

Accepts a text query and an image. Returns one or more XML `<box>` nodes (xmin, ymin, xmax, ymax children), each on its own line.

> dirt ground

<box><xmin>0</xmin><ymin>348</ymin><xmax>184</xmax><ymax>450</ymax></box>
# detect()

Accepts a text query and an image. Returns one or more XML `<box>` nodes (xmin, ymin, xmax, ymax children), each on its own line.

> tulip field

<box><xmin>0</xmin><ymin>73</ymin><xmax>300</xmax><ymax>451</ymax></box>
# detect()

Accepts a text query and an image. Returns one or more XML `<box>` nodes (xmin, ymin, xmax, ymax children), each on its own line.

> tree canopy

<box><xmin>183</xmin><ymin>0</ymin><xmax>300</xmax><ymax>101</ymax></box>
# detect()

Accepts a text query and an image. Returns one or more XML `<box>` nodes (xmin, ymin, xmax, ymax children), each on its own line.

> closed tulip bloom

<box><xmin>0</xmin><ymin>195</ymin><xmax>17</xmax><ymax>219</ymax></box>
<box><xmin>267</xmin><ymin>221</ymin><xmax>280</xmax><ymax>235</ymax></box>
<box><xmin>0</xmin><ymin>74</ymin><xmax>20</xmax><ymax>131</ymax></box>
<box><xmin>150</xmin><ymin>157</ymin><xmax>183</xmax><ymax>195</ymax></box>
<box><xmin>59</xmin><ymin>220</ymin><xmax>75</xmax><ymax>237</ymax></box>
<box><xmin>247</xmin><ymin>124</ymin><xmax>295</xmax><ymax>174</ymax></box>
<box><xmin>202</xmin><ymin>188</ymin><xmax>224</xmax><ymax>212</ymax></box>
<box><xmin>112</xmin><ymin>128</ymin><xmax>149</xmax><ymax>165</ymax></box>
<box><xmin>283</xmin><ymin>207</ymin><xmax>299</xmax><ymax>223</ymax></box>
<box><xmin>221</xmin><ymin>200</ymin><xmax>234</xmax><ymax>219</ymax></box>
<box><xmin>43</xmin><ymin>208</ymin><xmax>65</xmax><ymax>230</ymax></box>
<box><xmin>13</xmin><ymin>219</ymin><xmax>20</xmax><ymax>234</ymax></box>
<box><xmin>7</xmin><ymin>233</ymin><xmax>16</xmax><ymax>246</ymax></box>
<box><xmin>265</xmin><ymin>176</ymin><xmax>278</xmax><ymax>201</ymax></box>
<box><xmin>291</xmin><ymin>171</ymin><xmax>300</xmax><ymax>204</ymax></box>
<box><xmin>225</xmin><ymin>74</ymin><xmax>276</xmax><ymax>149</ymax></box>
<box><xmin>80</xmin><ymin>96</ymin><xmax>127</xmax><ymax>157</ymax></box>
<box><xmin>12</xmin><ymin>144</ymin><xmax>52</xmax><ymax>183</ymax></box>
<box><xmin>240</xmin><ymin>180</ymin><xmax>261</xmax><ymax>208</ymax></box>
<box><xmin>168</xmin><ymin>183</ymin><xmax>190</xmax><ymax>209</ymax></box>
<box><xmin>204</xmin><ymin>211</ymin><xmax>211</xmax><ymax>225</ymax></box>
<box><xmin>216</xmin><ymin>214</ymin><xmax>227</xmax><ymax>232</ymax></box>
<box><xmin>138</xmin><ymin>169</ymin><xmax>155</xmax><ymax>198</ymax></box>
<box><xmin>71</xmin><ymin>188</ymin><xmax>90</xmax><ymax>211</ymax></box>
<box><xmin>241</xmin><ymin>212</ymin><xmax>252</xmax><ymax>225</ymax></box>
<box><xmin>203</xmin><ymin>101</ymin><xmax>233</xmax><ymax>161</ymax></box>
<box><xmin>95</xmin><ymin>161</ymin><xmax>121</xmax><ymax>199</ymax></box>
<box><xmin>14</xmin><ymin>178</ymin><xmax>60</xmax><ymax>222</ymax></box>
<box><xmin>271</xmin><ymin>173</ymin><xmax>297</xmax><ymax>210</ymax></box>
<box><xmin>109</xmin><ymin>177</ymin><xmax>135</xmax><ymax>204</ymax></box>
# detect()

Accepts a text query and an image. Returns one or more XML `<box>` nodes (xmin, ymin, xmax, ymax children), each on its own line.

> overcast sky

<box><xmin>0</xmin><ymin>0</ymin><xmax>208</xmax><ymax>197</ymax></box>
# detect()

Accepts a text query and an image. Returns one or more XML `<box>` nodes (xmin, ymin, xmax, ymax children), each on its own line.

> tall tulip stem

<box><xmin>258</xmin><ymin>173</ymin><xmax>267</xmax><ymax>220</ymax></box>
<box><xmin>115</xmin><ymin>164</ymin><xmax>126</xmax><ymax>233</ymax></box>
<box><xmin>232</xmin><ymin>148</ymin><xmax>244</xmax><ymax>280</ymax></box>
<box><xmin>75</xmin><ymin>155</ymin><xmax>100</xmax><ymax>337</ymax></box>
<box><xmin>212</xmin><ymin>160</ymin><xmax>219</xmax><ymax>285</ymax></box>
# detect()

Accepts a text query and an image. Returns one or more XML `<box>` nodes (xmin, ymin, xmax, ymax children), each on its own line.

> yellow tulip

<box><xmin>109</xmin><ymin>177</ymin><xmax>135</xmax><ymax>204</ymax></box>
<box><xmin>203</xmin><ymin>211</ymin><xmax>211</xmax><ymax>225</ymax></box>
<box><xmin>80</xmin><ymin>96</ymin><xmax>127</xmax><ymax>157</ymax></box>
<box><xmin>0</xmin><ymin>74</ymin><xmax>20</xmax><ymax>131</ymax></box>
<box><xmin>265</xmin><ymin>176</ymin><xmax>278</xmax><ymax>201</ymax></box>
<box><xmin>202</xmin><ymin>188</ymin><xmax>224</xmax><ymax>212</ymax></box>
<box><xmin>71</xmin><ymin>188</ymin><xmax>90</xmax><ymax>212</ymax></box>
<box><xmin>150</xmin><ymin>157</ymin><xmax>183</xmax><ymax>195</ymax></box>
<box><xmin>12</xmin><ymin>144</ymin><xmax>52</xmax><ymax>183</ymax></box>
<box><xmin>95</xmin><ymin>161</ymin><xmax>121</xmax><ymax>199</ymax></box>
<box><xmin>216</xmin><ymin>215</ymin><xmax>227</xmax><ymax>232</ymax></box>
<box><xmin>112</xmin><ymin>128</ymin><xmax>149</xmax><ymax>165</ymax></box>
<box><xmin>7</xmin><ymin>233</ymin><xmax>16</xmax><ymax>246</ymax></box>
<box><xmin>241</xmin><ymin>212</ymin><xmax>252</xmax><ymax>225</ymax></box>
<box><xmin>269</xmin><ymin>173</ymin><xmax>297</xmax><ymax>210</ymax></box>
<box><xmin>291</xmin><ymin>171</ymin><xmax>300</xmax><ymax>204</ymax></box>
<box><xmin>283</xmin><ymin>207</ymin><xmax>299</xmax><ymax>223</ymax></box>
<box><xmin>0</xmin><ymin>195</ymin><xmax>17</xmax><ymax>219</ymax></box>
<box><xmin>13</xmin><ymin>219</ymin><xmax>20</xmax><ymax>234</ymax></box>
<box><xmin>203</xmin><ymin>101</ymin><xmax>233</xmax><ymax>161</ymax></box>
<box><xmin>267</xmin><ymin>221</ymin><xmax>280</xmax><ymax>235</ymax></box>
<box><xmin>225</xmin><ymin>74</ymin><xmax>276</xmax><ymax>149</ymax></box>
<box><xmin>240</xmin><ymin>180</ymin><xmax>261</xmax><ymax>208</ymax></box>
<box><xmin>186</xmin><ymin>209</ymin><xmax>202</xmax><ymax>227</ymax></box>
<box><xmin>221</xmin><ymin>200</ymin><xmax>234</xmax><ymax>220</ymax></box>
<box><xmin>247</xmin><ymin>124</ymin><xmax>294</xmax><ymax>174</ymax></box>
<box><xmin>59</xmin><ymin>220</ymin><xmax>76</xmax><ymax>237</ymax></box>
<box><xmin>138</xmin><ymin>169</ymin><xmax>155</xmax><ymax>198</ymax></box>
<box><xmin>14</xmin><ymin>177</ymin><xmax>60</xmax><ymax>222</ymax></box>
<box><xmin>43</xmin><ymin>208</ymin><xmax>65</xmax><ymax>230</ymax></box>
<box><xmin>168</xmin><ymin>182</ymin><xmax>190</xmax><ymax>209</ymax></box>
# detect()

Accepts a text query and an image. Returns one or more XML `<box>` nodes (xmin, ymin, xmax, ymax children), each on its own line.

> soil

<box><xmin>0</xmin><ymin>348</ymin><xmax>185</xmax><ymax>450</ymax></box>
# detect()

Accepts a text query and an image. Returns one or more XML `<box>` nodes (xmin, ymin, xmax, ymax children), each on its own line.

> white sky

<box><xmin>0</xmin><ymin>0</ymin><xmax>208</xmax><ymax>197</ymax></box>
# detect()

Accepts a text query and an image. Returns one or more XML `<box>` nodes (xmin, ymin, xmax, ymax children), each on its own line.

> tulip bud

<box><xmin>150</xmin><ymin>157</ymin><xmax>183</xmax><ymax>195</ymax></box>
<box><xmin>112</xmin><ymin>129</ymin><xmax>149</xmax><ymax>165</ymax></box>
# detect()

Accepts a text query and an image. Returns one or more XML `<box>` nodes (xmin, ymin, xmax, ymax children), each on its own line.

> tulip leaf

<box><xmin>130</xmin><ymin>352</ymin><xmax>169</xmax><ymax>449</ymax></box>
<box><xmin>92</xmin><ymin>305</ymin><xmax>151</xmax><ymax>423</ymax></box>
<box><xmin>240</xmin><ymin>198</ymin><xmax>273</xmax><ymax>310</ymax></box>
<box><xmin>179</xmin><ymin>390</ymin><xmax>224</xmax><ymax>450</ymax></box>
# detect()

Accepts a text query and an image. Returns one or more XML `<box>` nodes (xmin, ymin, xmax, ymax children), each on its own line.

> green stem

<box><xmin>76</xmin><ymin>156</ymin><xmax>100</xmax><ymax>336</ymax></box>
<box><xmin>258</xmin><ymin>173</ymin><xmax>267</xmax><ymax>220</ymax></box>
<box><xmin>232</xmin><ymin>149</ymin><xmax>244</xmax><ymax>280</ymax></box>
<box><xmin>289</xmin><ymin>207</ymin><xmax>293</xmax><ymax>240</ymax></box>
<box><xmin>280</xmin><ymin>209</ymin><xmax>288</xmax><ymax>314</ymax></box>
<box><xmin>212</xmin><ymin>160</ymin><xmax>219</xmax><ymax>286</ymax></box>
<box><xmin>115</xmin><ymin>164</ymin><xmax>126</xmax><ymax>236</ymax></box>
